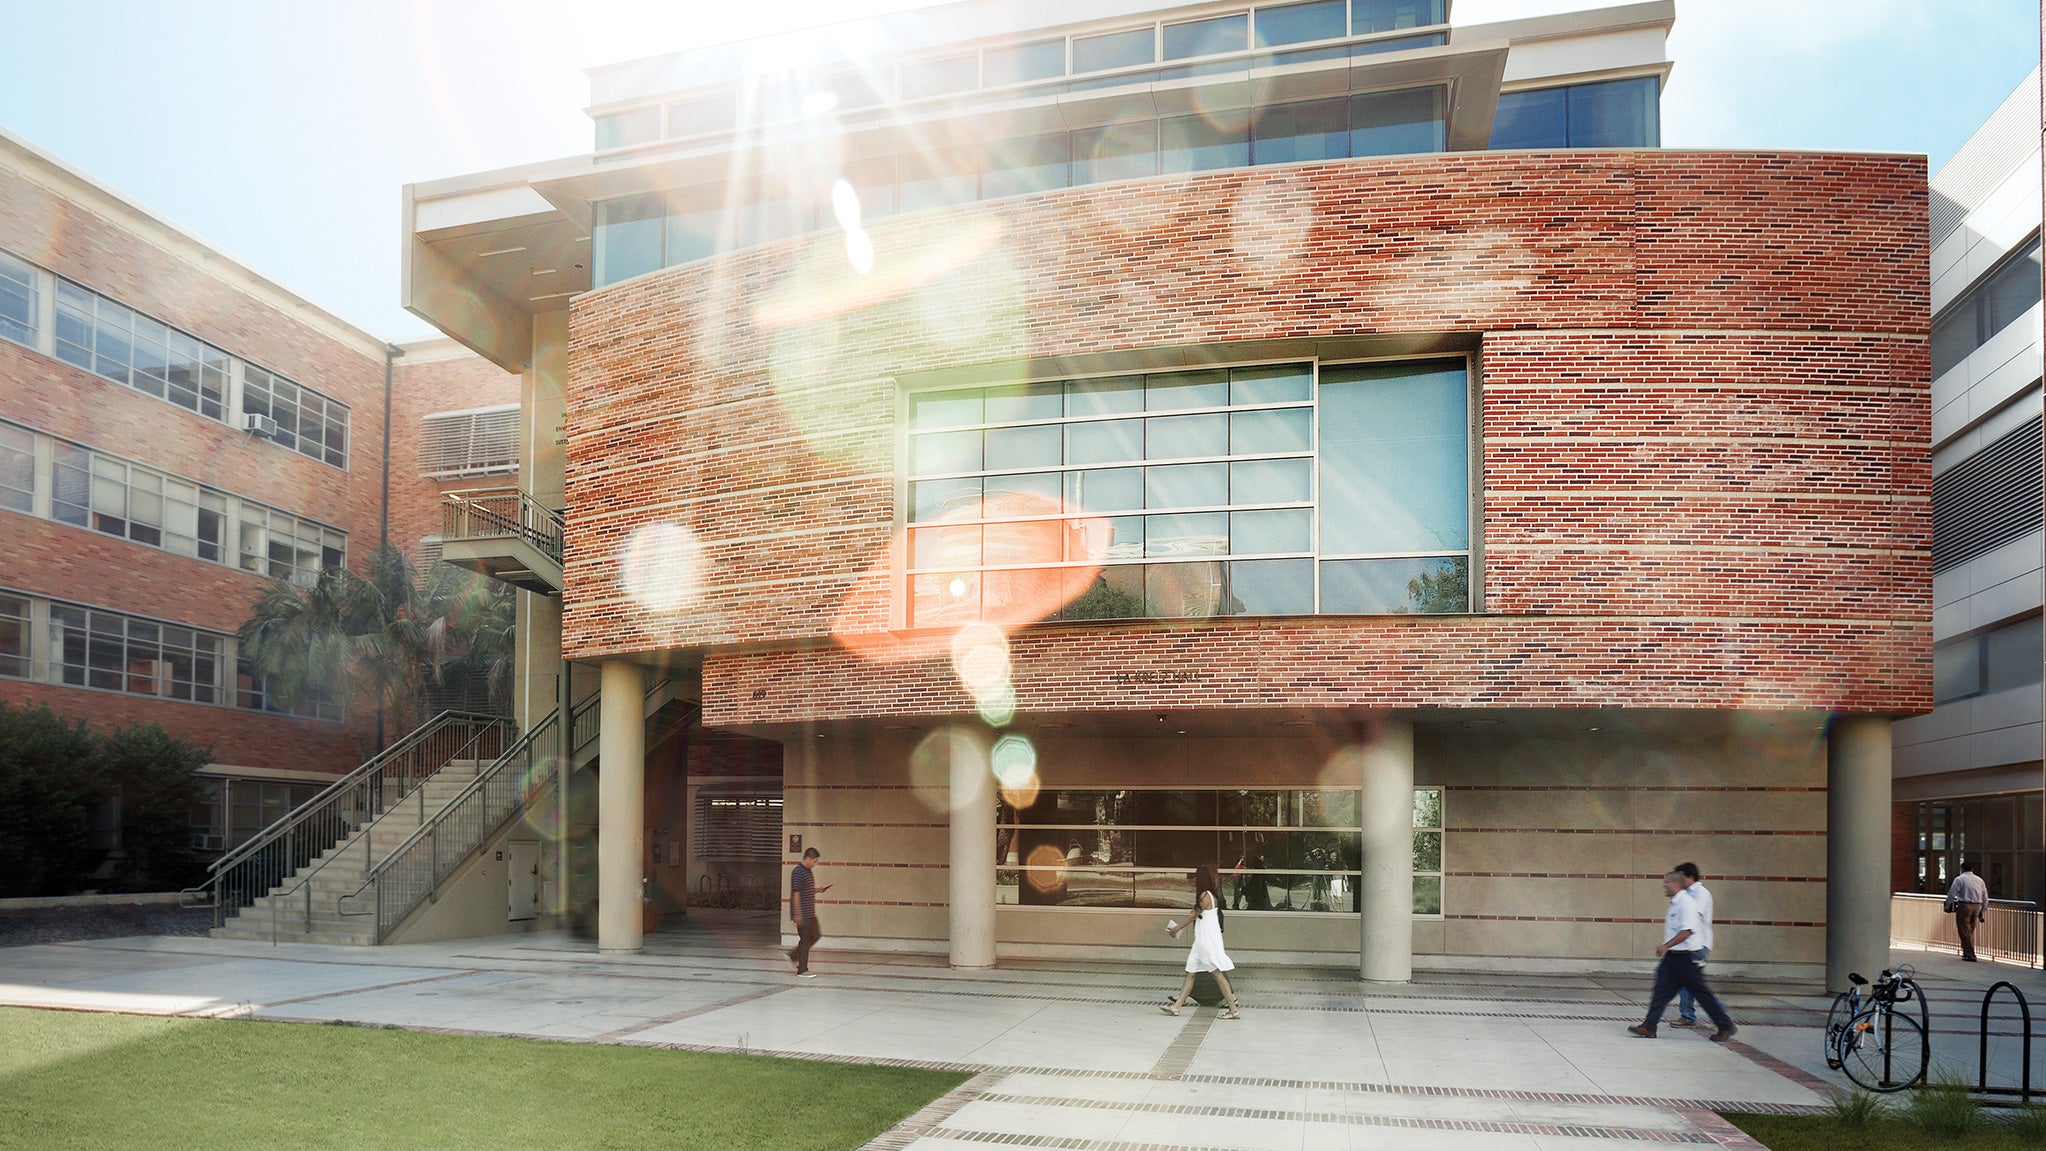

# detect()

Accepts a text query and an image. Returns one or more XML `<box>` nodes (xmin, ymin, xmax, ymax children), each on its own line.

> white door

<box><xmin>508</xmin><ymin>841</ymin><xmax>539</xmax><ymax>921</ymax></box>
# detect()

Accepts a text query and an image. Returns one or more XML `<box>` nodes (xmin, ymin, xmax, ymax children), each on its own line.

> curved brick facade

<box><xmin>563</xmin><ymin>151</ymin><xmax>1930</xmax><ymax>723</ymax></box>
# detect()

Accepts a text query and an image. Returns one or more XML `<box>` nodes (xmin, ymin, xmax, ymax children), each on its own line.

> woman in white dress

<box><xmin>1161</xmin><ymin>864</ymin><xmax>1242</xmax><ymax>1019</ymax></box>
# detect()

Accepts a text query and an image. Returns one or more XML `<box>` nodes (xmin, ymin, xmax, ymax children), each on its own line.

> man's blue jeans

<box><xmin>1676</xmin><ymin>946</ymin><xmax>1709</xmax><ymax>1023</ymax></box>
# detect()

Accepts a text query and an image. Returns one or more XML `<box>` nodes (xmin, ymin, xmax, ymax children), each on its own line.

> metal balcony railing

<box><xmin>1892</xmin><ymin>892</ymin><xmax>2043</xmax><ymax>966</ymax></box>
<box><xmin>441</xmin><ymin>488</ymin><xmax>564</xmax><ymax>566</ymax></box>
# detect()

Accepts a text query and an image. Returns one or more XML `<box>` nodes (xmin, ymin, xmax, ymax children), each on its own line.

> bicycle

<box><xmin>1824</xmin><ymin>967</ymin><xmax>1930</xmax><ymax>1092</ymax></box>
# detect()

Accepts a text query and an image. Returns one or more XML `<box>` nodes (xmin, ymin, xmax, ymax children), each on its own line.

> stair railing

<box><xmin>348</xmin><ymin>682</ymin><xmax>689</xmax><ymax>942</ymax></box>
<box><xmin>257</xmin><ymin>719</ymin><xmax>511</xmax><ymax>944</ymax></box>
<box><xmin>188</xmin><ymin>711</ymin><xmax>508</xmax><ymax>928</ymax></box>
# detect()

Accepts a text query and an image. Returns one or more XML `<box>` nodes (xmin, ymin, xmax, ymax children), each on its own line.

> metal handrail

<box><xmin>187</xmin><ymin>710</ymin><xmax>506</xmax><ymax>928</ymax></box>
<box><xmin>441</xmin><ymin>488</ymin><xmax>564</xmax><ymax>565</ymax></box>
<box><xmin>259</xmin><ymin>717</ymin><xmax>508</xmax><ymax>942</ymax></box>
<box><xmin>346</xmin><ymin>682</ymin><xmax>687</xmax><ymax>942</ymax></box>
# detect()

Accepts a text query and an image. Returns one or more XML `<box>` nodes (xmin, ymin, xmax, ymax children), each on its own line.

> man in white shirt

<box><xmin>1668</xmin><ymin>862</ymin><xmax>1713</xmax><ymax>1027</ymax></box>
<box><xmin>1629</xmin><ymin>867</ymin><xmax>1736</xmax><ymax>1042</ymax></box>
<box><xmin>1947</xmin><ymin>859</ymin><xmax>1990</xmax><ymax>962</ymax></box>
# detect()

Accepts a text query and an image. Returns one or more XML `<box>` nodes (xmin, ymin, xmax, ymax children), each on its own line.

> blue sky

<box><xmin>0</xmin><ymin>0</ymin><xmax>2034</xmax><ymax>341</ymax></box>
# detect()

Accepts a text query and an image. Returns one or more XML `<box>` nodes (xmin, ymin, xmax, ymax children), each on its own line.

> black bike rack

<box><xmin>1977</xmin><ymin>981</ymin><xmax>2035</xmax><ymax>1103</ymax></box>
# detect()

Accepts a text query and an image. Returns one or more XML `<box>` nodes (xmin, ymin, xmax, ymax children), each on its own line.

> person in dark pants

<box><xmin>1629</xmin><ymin>868</ymin><xmax>1736</xmax><ymax>1042</ymax></box>
<box><xmin>787</xmin><ymin>847</ymin><xmax>830</xmax><ymax>978</ymax></box>
<box><xmin>1947</xmin><ymin>859</ymin><xmax>1989</xmax><ymax>962</ymax></box>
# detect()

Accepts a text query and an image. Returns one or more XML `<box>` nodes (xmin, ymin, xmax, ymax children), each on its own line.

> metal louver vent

<box><xmin>692</xmin><ymin>785</ymin><xmax>783</xmax><ymax>862</ymax></box>
<box><xmin>1933</xmin><ymin>415</ymin><xmax>2044</xmax><ymax>571</ymax></box>
<box><xmin>418</xmin><ymin>406</ymin><xmax>519</xmax><ymax>479</ymax></box>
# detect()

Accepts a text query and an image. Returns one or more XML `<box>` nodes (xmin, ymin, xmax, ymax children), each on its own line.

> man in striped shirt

<box><xmin>787</xmin><ymin>847</ymin><xmax>829</xmax><ymax>977</ymax></box>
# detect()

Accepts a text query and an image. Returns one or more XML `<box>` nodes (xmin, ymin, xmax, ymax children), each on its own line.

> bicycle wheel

<box><xmin>1823</xmin><ymin>992</ymin><xmax>1857</xmax><ymax>1071</ymax></box>
<box><xmin>1838</xmin><ymin>1008</ymin><xmax>1928</xmax><ymax>1093</ymax></box>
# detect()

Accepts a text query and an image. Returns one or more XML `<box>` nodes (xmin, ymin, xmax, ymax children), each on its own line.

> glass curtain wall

<box><xmin>904</xmin><ymin>358</ymin><xmax>1469</xmax><ymax>624</ymax></box>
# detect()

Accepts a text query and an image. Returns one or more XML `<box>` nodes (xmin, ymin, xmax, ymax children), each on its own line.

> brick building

<box><xmin>398</xmin><ymin>0</ymin><xmax>1931</xmax><ymax>982</ymax></box>
<box><xmin>0</xmin><ymin>127</ymin><xmax>517</xmax><ymax>859</ymax></box>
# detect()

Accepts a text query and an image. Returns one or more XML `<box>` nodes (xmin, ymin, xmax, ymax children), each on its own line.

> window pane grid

<box><xmin>47</xmin><ymin>601</ymin><xmax>223</xmax><ymax>703</ymax></box>
<box><xmin>0</xmin><ymin>594</ymin><xmax>27</xmax><ymax>679</ymax></box>
<box><xmin>242</xmin><ymin>363</ymin><xmax>350</xmax><ymax>468</ymax></box>
<box><xmin>52</xmin><ymin>277</ymin><xmax>229</xmax><ymax>421</ymax></box>
<box><xmin>905</xmin><ymin>359</ymin><xmax>1467</xmax><ymax>621</ymax></box>
<box><xmin>0</xmin><ymin>250</ymin><xmax>37</xmax><ymax>346</ymax></box>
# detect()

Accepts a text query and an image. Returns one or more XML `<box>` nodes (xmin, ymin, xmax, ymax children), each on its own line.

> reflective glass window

<box><xmin>1255</xmin><ymin>0</ymin><xmax>1346</xmax><ymax>47</ymax></box>
<box><xmin>0</xmin><ymin>421</ymin><xmax>31</xmax><ymax>512</ymax></box>
<box><xmin>1067</xmin><ymin>375</ymin><xmax>1145</xmax><ymax>416</ymax></box>
<box><xmin>1145</xmin><ymin>462</ymin><xmax>1229</xmax><ymax>509</ymax></box>
<box><xmin>1932</xmin><ymin>238</ymin><xmax>2042</xmax><ymax>378</ymax></box>
<box><xmin>664</xmin><ymin>95</ymin><xmax>736</xmax><ymax>139</ymax></box>
<box><xmin>1074</xmin><ymin>28</ymin><xmax>1155</xmax><ymax>73</ymax></box>
<box><xmin>984</xmin><ymin>134</ymin><xmax>1070</xmax><ymax>199</ymax></box>
<box><xmin>900</xmin><ymin>54</ymin><xmax>978</xmax><ymax>99</ymax></box>
<box><xmin>1352</xmin><ymin>0</ymin><xmax>1444</xmax><ymax>33</ymax></box>
<box><xmin>1350</xmin><ymin>87</ymin><xmax>1445</xmax><ymax>156</ymax></box>
<box><xmin>0</xmin><ymin>595</ymin><xmax>26</xmax><ymax>679</ymax></box>
<box><xmin>1223</xmin><ymin>558</ymin><xmax>1313</xmax><ymax>614</ymax></box>
<box><xmin>1145</xmin><ymin>413</ymin><xmax>1228</xmax><ymax>460</ymax></box>
<box><xmin>1317</xmin><ymin>361</ymin><xmax>1467</xmax><ymax>554</ymax></box>
<box><xmin>593</xmin><ymin>194</ymin><xmax>665</xmax><ymax>286</ymax></box>
<box><xmin>1230</xmin><ymin>508</ymin><xmax>1311</xmax><ymax>554</ymax></box>
<box><xmin>1146</xmin><ymin>370</ymin><xmax>1229</xmax><ymax>411</ymax></box>
<box><xmin>1933</xmin><ymin>633</ymin><xmax>1983</xmax><ymax>703</ymax></box>
<box><xmin>912</xmin><ymin>476</ymin><xmax>982</xmax><ymax>522</ymax></box>
<box><xmin>912</xmin><ymin>429</ymin><xmax>983</xmax><ymax>474</ymax></box>
<box><xmin>594</xmin><ymin>108</ymin><xmax>660</xmax><ymax>150</ymax></box>
<box><xmin>1231</xmin><ymin>363</ymin><xmax>1313</xmax><ymax>404</ymax></box>
<box><xmin>1253</xmin><ymin>98</ymin><xmax>1350</xmax><ymax>165</ymax></box>
<box><xmin>984</xmin><ymin>424</ymin><xmax>1063</xmax><ymax>471</ymax></box>
<box><xmin>897</xmin><ymin>148</ymin><xmax>980</xmax><ymax>212</ymax></box>
<box><xmin>984</xmin><ymin>381</ymin><xmax>1064</xmax><ymax>424</ymax></box>
<box><xmin>1230</xmin><ymin>408</ymin><xmax>1311</xmax><ymax>455</ymax></box>
<box><xmin>1322</xmin><ymin>555</ymin><xmax>1467</xmax><ymax>613</ymax></box>
<box><xmin>1230</xmin><ymin>457</ymin><xmax>1311</xmax><ymax>505</ymax></box>
<box><xmin>1072</xmin><ymin>121</ymin><xmax>1158</xmax><ymax>185</ymax></box>
<box><xmin>1146</xmin><ymin>512</ymin><xmax>1228</xmax><ymax>559</ymax></box>
<box><xmin>1160</xmin><ymin>111</ymin><xmax>1250</xmax><ymax>174</ymax></box>
<box><xmin>909</xmin><ymin>389</ymin><xmax>983</xmax><ymax>430</ymax></box>
<box><xmin>1065</xmin><ymin>467</ymin><xmax>1144</xmax><ymax>513</ymax></box>
<box><xmin>1567</xmin><ymin>76</ymin><xmax>1661</xmax><ymax>147</ymax></box>
<box><xmin>1490</xmin><ymin>87</ymin><xmax>1567</xmax><ymax>149</ymax></box>
<box><xmin>1163</xmin><ymin>14</ymin><xmax>1247</xmax><ymax>60</ymax></box>
<box><xmin>1066</xmin><ymin>419</ymin><xmax>1145</xmax><ymax>465</ymax></box>
<box><xmin>0</xmin><ymin>249</ymin><xmax>35</xmax><ymax>346</ymax></box>
<box><xmin>985</xmin><ymin>38</ymin><xmax>1067</xmax><ymax>86</ymax></box>
<box><xmin>1985</xmin><ymin>616</ymin><xmax>2044</xmax><ymax>694</ymax></box>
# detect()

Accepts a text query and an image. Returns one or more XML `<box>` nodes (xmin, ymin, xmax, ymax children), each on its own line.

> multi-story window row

<box><xmin>902</xmin><ymin>358</ymin><xmax>1469</xmax><ymax>626</ymax></box>
<box><xmin>1931</xmin><ymin>234</ymin><xmax>2041</xmax><ymax>379</ymax></box>
<box><xmin>0</xmin><ymin>419</ymin><xmax>346</xmax><ymax>584</ymax></box>
<box><xmin>0</xmin><ymin>589</ymin><xmax>340</xmax><ymax>721</ymax></box>
<box><xmin>597</xmin><ymin>0</ymin><xmax>1450</xmax><ymax>150</ymax></box>
<box><xmin>592</xmin><ymin>73</ymin><xmax>1659</xmax><ymax>286</ymax></box>
<box><xmin>0</xmin><ymin>247</ymin><xmax>350</xmax><ymax>468</ymax></box>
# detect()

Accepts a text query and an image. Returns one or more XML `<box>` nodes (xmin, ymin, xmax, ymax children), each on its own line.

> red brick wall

<box><xmin>388</xmin><ymin>347</ymin><xmax>523</xmax><ymax>562</ymax></box>
<box><xmin>0</xmin><ymin>156</ymin><xmax>477</xmax><ymax>775</ymax></box>
<box><xmin>561</xmin><ymin>151</ymin><xmax>1931</xmax><ymax>722</ymax></box>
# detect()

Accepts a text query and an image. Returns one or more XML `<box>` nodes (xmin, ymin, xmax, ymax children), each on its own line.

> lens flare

<box><xmin>908</xmin><ymin>725</ymin><xmax>989</xmax><ymax>812</ymax></box>
<box><xmin>830</xmin><ymin>177</ymin><xmax>863</xmax><ymax>229</ymax></box>
<box><xmin>991</xmin><ymin>733</ymin><xmax>1036</xmax><ymax>787</ymax></box>
<box><xmin>619</xmin><ymin>522</ymin><xmax>708</xmax><ymax>614</ymax></box>
<box><xmin>975</xmin><ymin>682</ymin><xmax>1017</xmax><ymax>727</ymax></box>
<box><xmin>1232</xmin><ymin>171</ymin><xmax>1318</xmax><ymax>287</ymax></box>
<box><xmin>1024</xmin><ymin>843</ymin><xmax>1067</xmax><ymax>894</ymax></box>
<box><xmin>950</xmin><ymin>623</ymin><xmax>1010</xmax><ymax>694</ymax></box>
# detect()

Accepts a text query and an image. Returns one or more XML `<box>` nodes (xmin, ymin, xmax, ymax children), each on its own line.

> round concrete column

<box><xmin>597</xmin><ymin>660</ymin><xmax>647</xmax><ymax>955</ymax></box>
<box><xmin>1359</xmin><ymin>718</ymin><xmax>1416</xmax><ymax>983</ymax></box>
<box><xmin>1827</xmin><ymin>715</ymin><xmax>1893</xmax><ymax>991</ymax></box>
<box><xmin>949</xmin><ymin>740</ymin><xmax>996</xmax><ymax>969</ymax></box>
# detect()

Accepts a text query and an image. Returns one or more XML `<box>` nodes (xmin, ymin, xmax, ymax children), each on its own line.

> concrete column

<box><xmin>1827</xmin><ymin>715</ymin><xmax>1893</xmax><ymax>991</ymax></box>
<box><xmin>597</xmin><ymin>659</ymin><xmax>647</xmax><ymax>955</ymax></box>
<box><xmin>1359</xmin><ymin>718</ymin><xmax>1416</xmax><ymax>983</ymax></box>
<box><xmin>949</xmin><ymin>740</ymin><xmax>997</xmax><ymax>969</ymax></box>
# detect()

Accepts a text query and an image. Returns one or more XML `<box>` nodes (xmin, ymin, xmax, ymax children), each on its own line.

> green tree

<box><xmin>0</xmin><ymin>702</ymin><xmax>105</xmax><ymax>897</ymax></box>
<box><xmin>100</xmin><ymin>723</ymin><xmax>210</xmax><ymax>891</ymax></box>
<box><xmin>1404</xmin><ymin>557</ymin><xmax>1470</xmax><ymax>614</ymax></box>
<box><xmin>239</xmin><ymin>544</ymin><xmax>515</xmax><ymax>752</ymax></box>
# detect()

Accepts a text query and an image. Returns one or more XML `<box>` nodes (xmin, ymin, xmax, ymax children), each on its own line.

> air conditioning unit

<box><xmin>239</xmin><ymin>412</ymin><xmax>278</xmax><ymax>437</ymax></box>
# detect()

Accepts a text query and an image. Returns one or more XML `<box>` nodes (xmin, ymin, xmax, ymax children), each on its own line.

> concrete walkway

<box><xmin>3</xmin><ymin>919</ymin><xmax>2043</xmax><ymax>1150</ymax></box>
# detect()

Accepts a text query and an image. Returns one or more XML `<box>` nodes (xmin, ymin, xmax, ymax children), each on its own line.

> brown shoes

<box><xmin>1627</xmin><ymin>1024</ymin><xmax>1655</xmax><ymax>1039</ymax></box>
<box><xmin>1710</xmin><ymin>1025</ymin><xmax>1738</xmax><ymax>1043</ymax></box>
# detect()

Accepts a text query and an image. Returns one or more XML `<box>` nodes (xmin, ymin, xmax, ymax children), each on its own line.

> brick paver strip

<box><xmin>1146</xmin><ymin>1007</ymin><xmax>1216</xmax><ymax>1079</ymax></box>
<box><xmin>969</xmin><ymin>1092</ymin><xmax>1720</xmax><ymax>1143</ymax></box>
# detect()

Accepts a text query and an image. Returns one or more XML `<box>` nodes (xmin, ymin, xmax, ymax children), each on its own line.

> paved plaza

<box><xmin>3</xmin><ymin>918</ymin><xmax>2042</xmax><ymax>1150</ymax></box>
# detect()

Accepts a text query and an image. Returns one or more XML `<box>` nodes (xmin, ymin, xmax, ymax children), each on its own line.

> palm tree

<box><xmin>239</xmin><ymin>544</ymin><xmax>514</xmax><ymax>752</ymax></box>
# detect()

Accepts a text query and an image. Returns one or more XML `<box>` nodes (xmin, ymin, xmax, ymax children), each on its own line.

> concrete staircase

<box><xmin>212</xmin><ymin>760</ymin><xmax>488</xmax><ymax>945</ymax></box>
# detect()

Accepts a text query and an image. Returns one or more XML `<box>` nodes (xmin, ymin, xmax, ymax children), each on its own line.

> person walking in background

<box><xmin>1947</xmin><ymin>858</ymin><xmax>1990</xmax><ymax>962</ymax></box>
<box><xmin>1162</xmin><ymin>864</ymin><xmax>1242</xmax><ymax>1019</ymax></box>
<box><xmin>1668</xmin><ymin>862</ymin><xmax>1714</xmax><ymax>1027</ymax></box>
<box><xmin>1629</xmin><ymin>868</ymin><xmax>1736</xmax><ymax>1042</ymax></box>
<box><xmin>787</xmin><ymin>847</ymin><xmax>830</xmax><ymax>978</ymax></box>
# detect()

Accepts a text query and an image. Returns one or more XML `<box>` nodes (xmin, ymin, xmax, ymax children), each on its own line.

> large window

<box><xmin>904</xmin><ymin>359</ymin><xmax>1468</xmax><ymax>625</ymax></box>
<box><xmin>49</xmin><ymin>602</ymin><xmax>222</xmax><ymax>703</ymax></box>
<box><xmin>0</xmin><ymin>594</ymin><xmax>27</xmax><ymax>679</ymax></box>
<box><xmin>237</xmin><ymin>504</ymin><xmax>346</xmax><ymax>586</ymax></box>
<box><xmin>1934</xmin><ymin>614</ymin><xmax>2044</xmax><ymax>705</ymax></box>
<box><xmin>997</xmin><ymin>785</ymin><xmax>1443</xmax><ymax>915</ymax></box>
<box><xmin>0</xmin><ymin>249</ymin><xmax>35</xmax><ymax>347</ymax></box>
<box><xmin>242</xmin><ymin>364</ymin><xmax>349</xmax><ymax>468</ymax></box>
<box><xmin>52</xmin><ymin>444</ymin><xmax>227</xmax><ymax>560</ymax></box>
<box><xmin>1490</xmin><ymin>76</ymin><xmax>1661</xmax><ymax>149</ymax></box>
<box><xmin>235</xmin><ymin>656</ymin><xmax>342</xmax><ymax>721</ymax></box>
<box><xmin>0</xmin><ymin>421</ymin><xmax>31</xmax><ymax>513</ymax></box>
<box><xmin>1932</xmin><ymin>236</ymin><xmax>2041</xmax><ymax>379</ymax></box>
<box><xmin>1911</xmin><ymin>794</ymin><xmax>2043</xmax><ymax>907</ymax></box>
<box><xmin>53</xmin><ymin>280</ymin><xmax>229</xmax><ymax>421</ymax></box>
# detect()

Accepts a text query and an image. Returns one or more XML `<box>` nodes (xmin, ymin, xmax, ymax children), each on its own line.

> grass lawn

<box><xmin>0</xmin><ymin>1006</ymin><xmax>967</xmax><ymax>1150</ymax></box>
<box><xmin>1724</xmin><ymin>1111</ymin><xmax>2046</xmax><ymax>1149</ymax></box>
